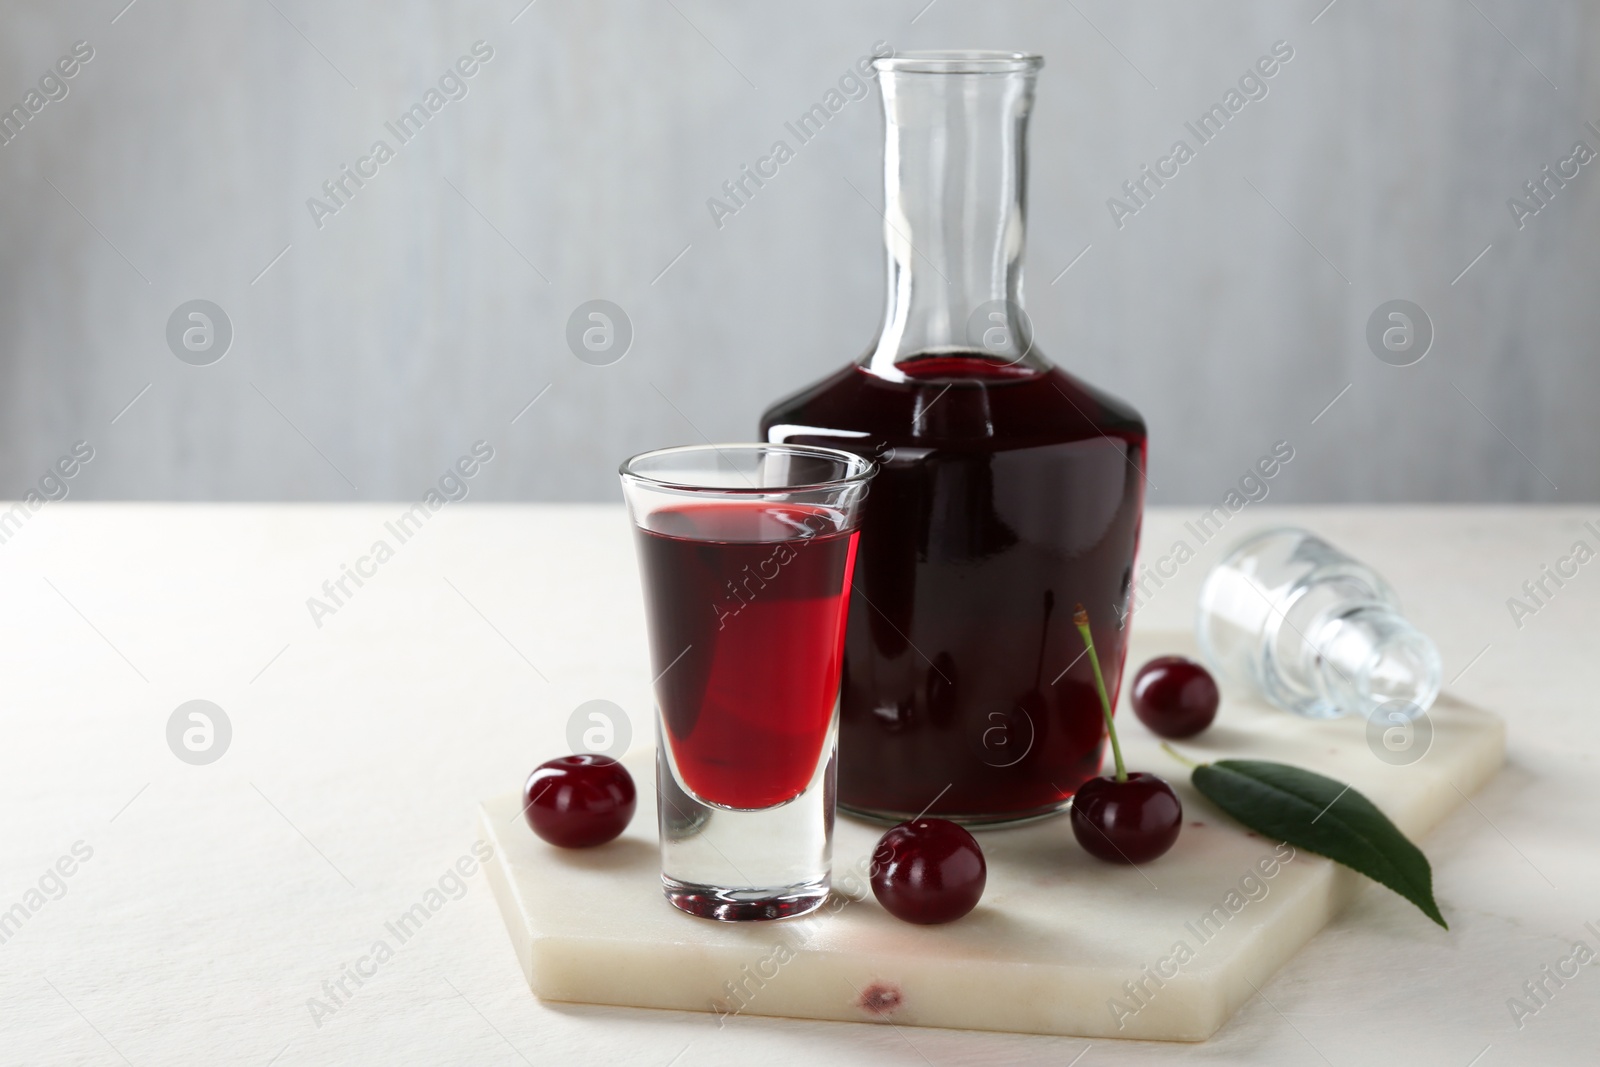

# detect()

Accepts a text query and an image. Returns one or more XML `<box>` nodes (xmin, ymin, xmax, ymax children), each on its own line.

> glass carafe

<box><xmin>760</xmin><ymin>52</ymin><xmax>1147</xmax><ymax>825</ymax></box>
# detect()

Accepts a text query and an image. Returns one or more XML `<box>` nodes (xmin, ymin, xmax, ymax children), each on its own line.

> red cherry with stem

<box><xmin>870</xmin><ymin>818</ymin><xmax>987</xmax><ymax>924</ymax></box>
<box><xmin>1070</xmin><ymin>772</ymin><xmax>1183</xmax><ymax>863</ymax></box>
<box><xmin>523</xmin><ymin>755</ymin><xmax>636</xmax><ymax>848</ymax></box>
<box><xmin>1069</xmin><ymin>606</ymin><xmax>1183</xmax><ymax>864</ymax></box>
<box><xmin>1131</xmin><ymin>656</ymin><xmax>1219</xmax><ymax>739</ymax></box>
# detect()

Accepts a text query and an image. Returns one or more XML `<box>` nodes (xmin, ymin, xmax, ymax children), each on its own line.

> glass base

<box><xmin>840</xmin><ymin>796</ymin><xmax>1072</xmax><ymax>830</ymax></box>
<box><xmin>662</xmin><ymin>875</ymin><xmax>829</xmax><ymax>922</ymax></box>
<box><xmin>657</xmin><ymin>714</ymin><xmax>837</xmax><ymax>922</ymax></box>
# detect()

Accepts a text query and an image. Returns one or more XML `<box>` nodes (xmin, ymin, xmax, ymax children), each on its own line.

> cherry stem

<box><xmin>1160</xmin><ymin>741</ymin><xmax>1203</xmax><ymax>771</ymax></box>
<box><xmin>1073</xmin><ymin>603</ymin><xmax>1125</xmax><ymax>783</ymax></box>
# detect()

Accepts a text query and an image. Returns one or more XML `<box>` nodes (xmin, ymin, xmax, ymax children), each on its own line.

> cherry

<box><xmin>1070</xmin><ymin>772</ymin><xmax>1183</xmax><ymax>864</ymax></box>
<box><xmin>1131</xmin><ymin>656</ymin><xmax>1219</xmax><ymax>739</ymax></box>
<box><xmin>870</xmin><ymin>818</ymin><xmax>987</xmax><ymax>924</ymax></box>
<box><xmin>1069</xmin><ymin>604</ymin><xmax>1183</xmax><ymax>864</ymax></box>
<box><xmin>523</xmin><ymin>755</ymin><xmax>636</xmax><ymax>848</ymax></box>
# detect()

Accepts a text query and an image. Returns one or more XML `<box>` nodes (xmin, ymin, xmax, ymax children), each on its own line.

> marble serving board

<box><xmin>480</xmin><ymin>633</ymin><xmax>1505</xmax><ymax>1042</ymax></box>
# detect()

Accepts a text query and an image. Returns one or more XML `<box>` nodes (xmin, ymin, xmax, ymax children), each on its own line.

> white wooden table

<box><xmin>3</xmin><ymin>504</ymin><xmax>1595</xmax><ymax>1065</ymax></box>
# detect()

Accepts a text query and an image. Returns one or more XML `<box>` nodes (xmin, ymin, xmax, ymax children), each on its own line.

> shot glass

<box><xmin>619</xmin><ymin>443</ymin><xmax>874</xmax><ymax>921</ymax></box>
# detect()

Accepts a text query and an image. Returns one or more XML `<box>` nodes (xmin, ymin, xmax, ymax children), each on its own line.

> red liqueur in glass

<box><xmin>762</xmin><ymin>52</ymin><xmax>1147</xmax><ymax>825</ymax></box>
<box><xmin>621</xmin><ymin>443</ymin><xmax>873</xmax><ymax>921</ymax></box>
<box><xmin>636</xmin><ymin>503</ymin><xmax>857</xmax><ymax>810</ymax></box>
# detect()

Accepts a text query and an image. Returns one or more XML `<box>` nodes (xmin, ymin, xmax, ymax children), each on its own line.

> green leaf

<box><xmin>1190</xmin><ymin>759</ymin><xmax>1447</xmax><ymax>929</ymax></box>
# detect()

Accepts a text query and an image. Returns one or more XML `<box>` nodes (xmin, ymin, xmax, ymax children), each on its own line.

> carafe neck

<box><xmin>864</xmin><ymin>53</ymin><xmax>1045</xmax><ymax>381</ymax></box>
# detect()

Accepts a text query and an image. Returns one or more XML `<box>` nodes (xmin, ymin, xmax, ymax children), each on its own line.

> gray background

<box><xmin>1</xmin><ymin>0</ymin><xmax>1595</xmax><ymax>505</ymax></box>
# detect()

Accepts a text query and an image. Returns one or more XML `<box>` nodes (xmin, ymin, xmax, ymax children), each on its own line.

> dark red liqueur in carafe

<box><xmin>761</xmin><ymin>52</ymin><xmax>1147</xmax><ymax>824</ymax></box>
